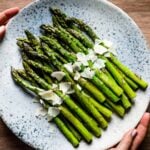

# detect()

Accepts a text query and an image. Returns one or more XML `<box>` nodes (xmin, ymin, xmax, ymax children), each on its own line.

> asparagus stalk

<box><xmin>25</xmin><ymin>30</ymin><xmax>42</xmax><ymax>54</ymax></box>
<box><xmin>55</xmin><ymin>90</ymin><xmax>101</xmax><ymax>136</ymax></box>
<box><xmin>95</xmin><ymin>69</ymin><xmax>123</xmax><ymax>97</ymax></box>
<box><xmin>64</xmin><ymin>14</ymin><xmax>148</xmax><ymax>91</ymax></box>
<box><xmin>77</xmin><ymin>78</ymin><xmax>105</xmax><ymax>103</ymax></box>
<box><xmin>23</xmin><ymin>62</ymin><xmax>101</xmax><ymax>136</ymax></box>
<box><xmin>106</xmin><ymin>99</ymin><xmax>125</xmax><ymax>117</ymax></box>
<box><xmin>40</xmin><ymin>36</ymin><xmax>76</xmax><ymax>62</ymax></box>
<box><xmin>50</xmin><ymin>8</ymin><xmax>68</xmax><ymax>28</ymax></box>
<box><xmin>91</xmin><ymin>75</ymin><xmax>120</xmax><ymax>102</ymax></box>
<box><xmin>66</xmin><ymin>17</ymin><xmax>98</xmax><ymax>41</ymax></box>
<box><xmin>61</xmin><ymin>116</ymin><xmax>82</xmax><ymax>141</ymax></box>
<box><xmin>125</xmin><ymin>77</ymin><xmax>138</xmax><ymax>91</ymax></box>
<box><xmin>24</xmin><ymin>59</ymin><xmax>53</xmax><ymax>75</ymax></box>
<box><xmin>103</xmin><ymin>69</ymin><xmax>132</xmax><ymax>109</ymax></box>
<box><xmin>121</xmin><ymin>94</ymin><xmax>132</xmax><ymax>110</ymax></box>
<box><xmin>42</xmin><ymin>42</ymin><xmax>106</xmax><ymax>103</ymax></box>
<box><xmin>86</xmin><ymin>94</ymin><xmax>112</xmax><ymax>119</ymax></box>
<box><xmin>109</xmin><ymin>54</ymin><xmax>147</xmax><ymax>89</ymax></box>
<box><xmin>60</xmin><ymin>106</ymin><xmax>92</xmax><ymax>143</ymax></box>
<box><xmin>53</xmin><ymin>117</ymin><xmax>80</xmax><ymax>147</ymax></box>
<box><xmin>114</xmin><ymin>66</ymin><xmax>139</xmax><ymax>91</ymax></box>
<box><xmin>41</xmin><ymin>37</ymin><xmax>120</xmax><ymax>102</ymax></box>
<box><xmin>16</xmin><ymin>69</ymin><xmax>38</xmax><ymax>87</ymax></box>
<box><xmin>53</xmin><ymin>8</ymin><xmax>147</xmax><ymax>90</ymax></box>
<box><xmin>11</xmin><ymin>68</ymin><xmax>83</xmax><ymax>146</ymax></box>
<box><xmin>66</xmin><ymin>28</ymin><xmax>94</xmax><ymax>48</ymax></box>
<box><xmin>54</xmin><ymin>26</ymin><xmax>123</xmax><ymax>97</ymax></box>
<box><xmin>41</xmin><ymin>47</ymin><xmax>108</xmax><ymax>128</ymax></box>
<box><xmin>99</xmin><ymin>55</ymin><xmax>136</xmax><ymax>100</ymax></box>
<box><xmin>40</xmin><ymin>25</ymin><xmax>88</xmax><ymax>54</ymax></box>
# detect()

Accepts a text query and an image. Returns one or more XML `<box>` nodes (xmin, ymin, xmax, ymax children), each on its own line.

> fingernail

<box><xmin>0</xmin><ymin>25</ymin><xmax>5</xmax><ymax>32</ymax></box>
<box><xmin>131</xmin><ymin>129</ymin><xmax>137</xmax><ymax>137</ymax></box>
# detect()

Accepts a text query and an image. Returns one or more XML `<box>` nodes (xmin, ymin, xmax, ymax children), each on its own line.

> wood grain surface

<box><xmin>0</xmin><ymin>0</ymin><xmax>150</xmax><ymax>150</ymax></box>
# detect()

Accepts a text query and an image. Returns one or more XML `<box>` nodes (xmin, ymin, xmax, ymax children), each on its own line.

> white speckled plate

<box><xmin>0</xmin><ymin>0</ymin><xmax>150</xmax><ymax>150</ymax></box>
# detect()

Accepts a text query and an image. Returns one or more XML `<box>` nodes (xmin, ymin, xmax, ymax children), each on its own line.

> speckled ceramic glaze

<box><xmin>0</xmin><ymin>0</ymin><xmax>150</xmax><ymax>149</ymax></box>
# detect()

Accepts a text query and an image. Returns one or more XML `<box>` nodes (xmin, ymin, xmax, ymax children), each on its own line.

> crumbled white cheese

<box><xmin>64</xmin><ymin>63</ymin><xmax>73</xmax><ymax>73</ymax></box>
<box><xmin>109</xmin><ymin>48</ymin><xmax>117</xmax><ymax>56</ymax></box>
<box><xmin>51</xmin><ymin>71</ymin><xmax>66</xmax><ymax>81</ymax></box>
<box><xmin>72</xmin><ymin>62</ymin><xmax>82</xmax><ymax>72</ymax></box>
<box><xmin>95</xmin><ymin>39</ymin><xmax>103</xmax><ymax>45</ymax></box>
<box><xmin>59</xmin><ymin>82</ymin><xmax>74</xmax><ymax>94</ymax></box>
<box><xmin>104</xmin><ymin>52</ymin><xmax>111</xmax><ymax>57</ymax></box>
<box><xmin>35</xmin><ymin>107</ymin><xmax>47</xmax><ymax>117</ymax></box>
<box><xmin>93</xmin><ymin>58</ymin><xmax>106</xmax><ymax>69</ymax></box>
<box><xmin>77</xmin><ymin>84</ymin><xmax>82</xmax><ymax>90</ymax></box>
<box><xmin>76</xmin><ymin>52</ymin><xmax>86</xmax><ymax>62</ymax></box>
<box><xmin>74</xmin><ymin>72</ymin><xmax>81</xmax><ymax>81</ymax></box>
<box><xmin>39</xmin><ymin>90</ymin><xmax>63</xmax><ymax>106</ymax></box>
<box><xmin>102</xmin><ymin>40</ymin><xmax>113</xmax><ymax>48</ymax></box>
<box><xmin>66</xmin><ymin>89</ymin><xmax>75</xmax><ymax>94</ymax></box>
<box><xmin>47</xmin><ymin>107</ymin><xmax>60</xmax><ymax>121</ymax></box>
<box><xmin>86</xmin><ymin>50</ymin><xmax>97</xmax><ymax>62</ymax></box>
<box><xmin>40</xmin><ymin>99</ymin><xmax>45</xmax><ymax>105</ymax></box>
<box><xmin>80</xmin><ymin>67</ymin><xmax>95</xmax><ymax>79</ymax></box>
<box><xmin>76</xmin><ymin>52</ymin><xmax>88</xmax><ymax>66</ymax></box>
<box><xmin>52</xmin><ymin>83</ymin><xmax>58</xmax><ymax>89</ymax></box>
<box><xmin>94</xmin><ymin>44</ymin><xmax>108</xmax><ymax>55</ymax></box>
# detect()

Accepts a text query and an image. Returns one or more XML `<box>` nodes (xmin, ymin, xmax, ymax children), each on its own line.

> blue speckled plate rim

<box><xmin>1</xmin><ymin>0</ymin><xmax>150</xmax><ymax>149</ymax></box>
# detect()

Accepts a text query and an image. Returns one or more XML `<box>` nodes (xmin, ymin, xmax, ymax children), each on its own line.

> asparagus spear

<box><xmin>66</xmin><ymin>28</ymin><xmax>94</xmax><ymax>48</ymax></box>
<box><xmin>41</xmin><ymin>42</ymin><xmax>106</xmax><ymax>103</ymax></box>
<box><xmin>23</xmin><ymin>62</ymin><xmax>101</xmax><ymax>136</ymax></box>
<box><xmin>61</xmin><ymin>116</ymin><xmax>82</xmax><ymax>141</ymax></box>
<box><xmin>66</xmin><ymin>17</ymin><xmax>98</xmax><ymax>41</ymax></box>
<box><xmin>53</xmin><ymin>26</ymin><xmax>123</xmax><ymax>97</ymax></box>
<box><xmin>63</xmin><ymin>13</ymin><xmax>148</xmax><ymax>91</ymax></box>
<box><xmin>11</xmin><ymin>68</ymin><xmax>82</xmax><ymax>146</ymax></box>
<box><xmin>99</xmin><ymin>55</ymin><xmax>136</xmax><ymax>100</ymax></box>
<box><xmin>53</xmin><ymin>9</ymin><xmax>147</xmax><ymax>91</ymax></box>
<box><xmin>50</xmin><ymin>8</ymin><xmax>68</xmax><ymax>28</ymax></box>
<box><xmin>20</xmin><ymin>44</ymin><xmax>111</xmax><ymax>118</ymax></box>
<box><xmin>60</xmin><ymin>106</ymin><xmax>92</xmax><ymax>143</ymax></box>
<box><xmin>121</xmin><ymin>94</ymin><xmax>132</xmax><ymax>110</ymax></box>
<box><xmin>24</xmin><ymin>59</ymin><xmax>53</xmax><ymax>75</ymax></box>
<box><xmin>106</xmin><ymin>99</ymin><xmax>125</xmax><ymax>117</ymax></box>
<box><xmin>53</xmin><ymin>117</ymin><xmax>79</xmax><ymax>147</ymax></box>
<box><xmin>41</xmin><ymin>47</ymin><xmax>108</xmax><ymax>128</ymax></box>
<box><xmin>77</xmin><ymin>78</ymin><xmax>106</xmax><ymax>103</ymax></box>
<box><xmin>109</xmin><ymin>53</ymin><xmax>148</xmax><ymax>89</ymax></box>
<box><xmin>40</xmin><ymin>36</ymin><xmax>76</xmax><ymax>62</ymax></box>
<box><xmin>40</xmin><ymin>25</ymin><xmax>88</xmax><ymax>54</ymax></box>
<box><xmin>24</xmin><ymin>30</ymin><xmax>43</xmax><ymax>54</ymax></box>
<box><xmin>16</xmin><ymin>69</ymin><xmax>38</xmax><ymax>87</ymax></box>
<box><xmin>125</xmin><ymin>77</ymin><xmax>138</xmax><ymax>91</ymax></box>
<box><xmin>103</xmin><ymin>69</ymin><xmax>132</xmax><ymax>109</ymax></box>
<box><xmin>41</xmin><ymin>37</ymin><xmax>120</xmax><ymax>102</ymax></box>
<box><xmin>12</xmin><ymin>67</ymin><xmax>96</xmax><ymax>142</ymax></box>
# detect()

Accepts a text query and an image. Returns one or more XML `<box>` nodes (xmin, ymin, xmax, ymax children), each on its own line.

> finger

<box><xmin>0</xmin><ymin>7</ymin><xmax>19</xmax><ymax>25</ymax></box>
<box><xmin>116</xmin><ymin>129</ymin><xmax>137</xmax><ymax>150</ymax></box>
<box><xmin>131</xmin><ymin>113</ymin><xmax>150</xmax><ymax>150</ymax></box>
<box><xmin>0</xmin><ymin>25</ymin><xmax>6</xmax><ymax>40</ymax></box>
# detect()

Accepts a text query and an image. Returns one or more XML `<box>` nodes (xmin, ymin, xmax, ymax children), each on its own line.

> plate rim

<box><xmin>1</xmin><ymin>0</ymin><xmax>150</xmax><ymax>149</ymax></box>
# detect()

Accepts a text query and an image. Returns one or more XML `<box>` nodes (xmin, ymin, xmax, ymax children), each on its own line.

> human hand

<box><xmin>0</xmin><ymin>7</ymin><xmax>19</xmax><ymax>40</ymax></box>
<box><xmin>109</xmin><ymin>112</ymin><xmax>150</xmax><ymax>150</ymax></box>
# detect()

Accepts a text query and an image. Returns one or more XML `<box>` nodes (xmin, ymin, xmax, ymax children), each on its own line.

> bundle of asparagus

<box><xmin>11</xmin><ymin>8</ymin><xmax>148</xmax><ymax>147</ymax></box>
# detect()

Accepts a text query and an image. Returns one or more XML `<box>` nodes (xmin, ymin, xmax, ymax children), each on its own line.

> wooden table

<box><xmin>0</xmin><ymin>0</ymin><xmax>150</xmax><ymax>149</ymax></box>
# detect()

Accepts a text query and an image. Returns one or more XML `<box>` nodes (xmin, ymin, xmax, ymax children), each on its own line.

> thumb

<box><xmin>116</xmin><ymin>129</ymin><xmax>137</xmax><ymax>150</ymax></box>
<box><xmin>0</xmin><ymin>25</ymin><xmax>6</xmax><ymax>40</ymax></box>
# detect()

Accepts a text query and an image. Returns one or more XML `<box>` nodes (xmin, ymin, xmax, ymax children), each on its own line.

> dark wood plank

<box><xmin>0</xmin><ymin>0</ymin><xmax>149</xmax><ymax>149</ymax></box>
